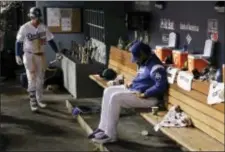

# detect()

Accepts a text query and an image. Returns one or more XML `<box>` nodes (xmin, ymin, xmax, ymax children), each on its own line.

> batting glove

<box><xmin>56</xmin><ymin>53</ymin><xmax>62</xmax><ymax>61</ymax></box>
<box><xmin>15</xmin><ymin>56</ymin><xmax>23</xmax><ymax>65</ymax></box>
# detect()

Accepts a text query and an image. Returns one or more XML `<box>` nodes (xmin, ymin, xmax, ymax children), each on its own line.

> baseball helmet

<box><xmin>129</xmin><ymin>41</ymin><xmax>152</xmax><ymax>63</ymax></box>
<box><xmin>99</xmin><ymin>68</ymin><xmax>117</xmax><ymax>81</ymax></box>
<box><xmin>28</xmin><ymin>7</ymin><xmax>42</xmax><ymax>19</ymax></box>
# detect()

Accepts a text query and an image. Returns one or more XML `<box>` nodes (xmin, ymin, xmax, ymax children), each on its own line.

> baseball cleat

<box><xmin>37</xmin><ymin>100</ymin><xmax>47</xmax><ymax>108</ymax></box>
<box><xmin>30</xmin><ymin>100</ymin><xmax>38</xmax><ymax>112</ymax></box>
<box><xmin>88</xmin><ymin>128</ymin><xmax>104</xmax><ymax>139</ymax></box>
<box><xmin>92</xmin><ymin>133</ymin><xmax>117</xmax><ymax>144</ymax></box>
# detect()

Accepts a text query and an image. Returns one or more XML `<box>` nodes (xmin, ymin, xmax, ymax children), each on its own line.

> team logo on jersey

<box><xmin>27</xmin><ymin>32</ymin><xmax>46</xmax><ymax>41</ymax></box>
<box><xmin>155</xmin><ymin>72</ymin><xmax>162</xmax><ymax>81</ymax></box>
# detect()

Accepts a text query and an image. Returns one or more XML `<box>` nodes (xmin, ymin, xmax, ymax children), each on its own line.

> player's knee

<box><xmin>36</xmin><ymin>78</ymin><xmax>44</xmax><ymax>85</ymax></box>
<box><xmin>28</xmin><ymin>79</ymin><xmax>36</xmax><ymax>88</ymax></box>
<box><xmin>103</xmin><ymin>88</ymin><xmax>108</xmax><ymax>95</ymax></box>
<box><xmin>28</xmin><ymin>71</ymin><xmax>36</xmax><ymax>80</ymax></box>
<box><xmin>28</xmin><ymin>79</ymin><xmax>35</xmax><ymax>84</ymax></box>
<box><xmin>110</xmin><ymin>92</ymin><xmax>125</xmax><ymax>104</ymax></box>
<box><xmin>103</xmin><ymin>86</ymin><xmax>114</xmax><ymax>95</ymax></box>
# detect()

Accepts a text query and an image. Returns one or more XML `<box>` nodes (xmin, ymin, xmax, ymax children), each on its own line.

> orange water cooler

<box><xmin>172</xmin><ymin>50</ymin><xmax>188</xmax><ymax>69</ymax></box>
<box><xmin>155</xmin><ymin>46</ymin><xmax>173</xmax><ymax>62</ymax></box>
<box><xmin>155</xmin><ymin>32</ymin><xmax>177</xmax><ymax>62</ymax></box>
<box><xmin>187</xmin><ymin>39</ymin><xmax>214</xmax><ymax>72</ymax></box>
<box><xmin>188</xmin><ymin>55</ymin><xmax>209</xmax><ymax>72</ymax></box>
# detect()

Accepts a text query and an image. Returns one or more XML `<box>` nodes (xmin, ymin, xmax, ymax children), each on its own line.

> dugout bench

<box><xmin>89</xmin><ymin>46</ymin><xmax>224</xmax><ymax>151</ymax></box>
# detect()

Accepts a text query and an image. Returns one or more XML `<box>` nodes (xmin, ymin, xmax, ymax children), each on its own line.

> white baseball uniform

<box><xmin>98</xmin><ymin>85</ymin><xmax>158</xmax><ymax>138</ymax></box>
<box><xmin>16</xmin><ymin>21</ymin><xmax>54</xmax><ymax>102</ymax></box>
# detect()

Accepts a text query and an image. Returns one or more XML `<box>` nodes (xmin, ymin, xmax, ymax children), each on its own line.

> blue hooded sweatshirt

<box><xmin>129</xmin><ymin>54</ymin><xmax>168</xmax><ymax>98</ymax></box>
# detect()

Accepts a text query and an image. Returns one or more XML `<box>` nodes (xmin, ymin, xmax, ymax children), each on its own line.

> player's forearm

<box><xmin>48</xmin><ymin>39</ymin><xmax>59</xmax><ymax>53</ymax></box>
<box><xmin>15</xmin><ymin>41</ymin><xmax>23</xmax><ymax>56</ymax></box>
<box><xmin>144</xmin><ymin>81</ymin><xmax>167</xmax><ymax>97</ymax></box>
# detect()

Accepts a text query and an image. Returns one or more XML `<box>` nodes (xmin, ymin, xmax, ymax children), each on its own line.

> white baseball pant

<box><xmin>23</xmin><ymin>52</ymin><xmax>45</xmax><ymax>102</ymax></box>
<box><xmin>98</xmin><ymin>85</ymin><xmax>158</xmax><ymax>138</ymax></box>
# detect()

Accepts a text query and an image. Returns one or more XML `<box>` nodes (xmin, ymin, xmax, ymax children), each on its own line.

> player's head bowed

<box><xmin>129</xmin><ymin>41</ymin><xmax>153</xmax><ymax>65</ymax></box>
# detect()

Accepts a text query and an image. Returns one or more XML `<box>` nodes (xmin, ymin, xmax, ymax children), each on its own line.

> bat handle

<box><xmin>49</xmin><ymin>59</ymin><xmax>57</xmax><ymax>65</ymax></box>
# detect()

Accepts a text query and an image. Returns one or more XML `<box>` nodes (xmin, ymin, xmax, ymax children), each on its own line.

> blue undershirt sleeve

<box><xmin>15</xmin><ymin>41</ymin><xmax>23</xmax><ymax>56</ymax></box>
<box><xmin>48</xmin><ymin>39</ymin><xmax>59</xmax><ymax>53</ymax></box>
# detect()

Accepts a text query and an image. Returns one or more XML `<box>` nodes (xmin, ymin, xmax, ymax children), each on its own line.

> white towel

<box><xmin>177</xmin><ymin>71</ymin><xmax>194</xmax><ymax>91</ymax></box>
<box><xmin>207</xmin><ymin>81</ymin><xmax>225</xmax><ymax>105</ymax></box>
<box><xmin>154</xmin><ymin>105</ymin><xmax>192</xmax><ymax>132</ymax></box>
<box><xmin>167</xmin><ymin>67</ymin><xmax>179</xmax><ymax>84</ymax></box>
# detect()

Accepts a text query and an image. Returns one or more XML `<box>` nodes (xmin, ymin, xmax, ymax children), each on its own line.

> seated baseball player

<box><xmin>15</xmin><ymin>7</ymin><xmax>61</xmax><ymax>112</ymax></box>
<box><xmin>88</xmin><ymin>41</ymin><xmax>168</xmax><ymax>144</ymax></box>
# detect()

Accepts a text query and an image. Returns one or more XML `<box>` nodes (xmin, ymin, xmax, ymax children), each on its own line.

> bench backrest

<box><xmin>108</xmin><ymin>46</ymin><xmax>137</xmax><ymax>82</ymax></box>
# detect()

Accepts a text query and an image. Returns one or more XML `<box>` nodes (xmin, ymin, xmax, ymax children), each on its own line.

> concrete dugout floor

<box><xmin>0</xmin><ymin>80</ymin><xmax>95</xmax><ymax>151</ymax></box>
<box><xmin>0</xmin><ymin>80</ymin><xmax>184</xmax><ymax>152</ymax></box>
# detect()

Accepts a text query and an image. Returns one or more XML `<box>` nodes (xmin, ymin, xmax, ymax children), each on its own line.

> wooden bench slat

<box><xmin>109</xmin><ymin>55</ymin><xmax>137</xmax><ymax>70</ymax></box>
<box><xmin>175</xmin><ymin>71</ymin><xmax>209</xmax><ymax>95</ymax></box>
<box><xmin>168</xmin><ymin>96</ymin><xmax>224</xmax><ymax>134</ymax></box>
<box><xmin>169</xmin><ymin>89</ymin><xmax>224</xmax><ymax>123</ymax></box>
<box><xmin>110</xmin><ymin>46</ymin><xmax>137</xmax><ymax>71</ymax></box>
<box><xmin>192</xmin><ymin>80</ymin><xmax>210</xmax><ymax>95</ymax></box>
<box><xmin>108</xmin><ymin>64</ymin><xmax>135</xmax><ymax>82</ymax></box>
<box><xmin>109</xmin><ymin>59</ymin><xmax>137</xmax><ymax>76</ymax></box>
<box><xmin>170</xmin><ymin>84</ymin><xmax>224</xmax><ymax>113</ymax></box>
<box><xmin>89</xmin><ymin>75</ymin><xmax>107</xmax><ymax>88</ymax></box>
<box><xmin>168</xmin><ymin>96</ymin><xmax>224</xmax><ymax>143</ymax></box>
<box><xmin>140</xmin><ymin>112</ymin><xmax>225</xmax><ymax>151</ymax></box>
<box><xmin>167</xmin><ymin>103</ymin><xmax>225</xmax><ymax>147</ymax></box>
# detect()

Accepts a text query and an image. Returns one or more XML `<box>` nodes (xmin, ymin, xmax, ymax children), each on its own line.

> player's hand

<box><xmin>125</xmin><ymin>82</ymin><xmax>132</xmax><ymax>88</ymax></box>
<box><xmin>15</xmin><ymin>56</ymin><xmax>23</xmax><ymax>65</ymax></box>
<box><xmin>135</xmin><ymin>92</ymin><xmax>146</xmax><ymax>98</ymax></box>
<box><xmin>56</xmin><ymin>53</ymin><xmax>62</xmax><ymax>61</ymax></box>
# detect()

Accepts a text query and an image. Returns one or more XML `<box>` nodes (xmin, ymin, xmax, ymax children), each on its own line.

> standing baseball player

<box><xmin>15</xmin><ymin>7</ymin><xmax>61</xmax><ymax>112</ymax></box>
<box><xmin>88</xmin><ymin>41</ymin><xmax>168</xmax><ymax>144</ymax></box>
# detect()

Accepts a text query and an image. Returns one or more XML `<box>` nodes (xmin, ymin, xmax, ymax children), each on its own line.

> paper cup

<box><xmin>151</xmin><ymin>106</ymin><xmax>159</xmax><ymax>115</ymax></box>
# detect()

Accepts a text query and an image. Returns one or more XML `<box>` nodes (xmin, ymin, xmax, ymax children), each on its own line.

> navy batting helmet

<box><xmin>28</xmin><ymin>7</ymin><xmax>42</xmax><ymax>19</ymax></box>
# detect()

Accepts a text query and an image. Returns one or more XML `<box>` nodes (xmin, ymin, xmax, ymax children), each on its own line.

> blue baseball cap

<box><xmin>129</xmin><ymin>41</ymin><xmax>152</xmax><ymax>62</ymax></box>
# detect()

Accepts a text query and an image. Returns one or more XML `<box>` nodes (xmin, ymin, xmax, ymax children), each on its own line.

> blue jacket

<box><xmin>129</xmin><ymin>54</ymin><xmax>168</xmax><ymax>98</ymax></box>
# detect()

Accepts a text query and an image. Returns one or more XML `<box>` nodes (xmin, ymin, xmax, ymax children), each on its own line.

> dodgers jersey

<box><xmin>16</xmin><ymin>22</ymin><xmax>54</xmax><ymax>53</ymax></box>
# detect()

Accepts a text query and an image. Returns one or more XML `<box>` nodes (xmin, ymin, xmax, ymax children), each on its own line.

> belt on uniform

<box><xmin>27</xmin><ymin>52</ymin><xmax>44</xmax><ymax>56</ymax></box>
<box><xmin>26</xmin><ymin>51</ymin><xmax>47</xmax><ymax>72</ymax></box>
